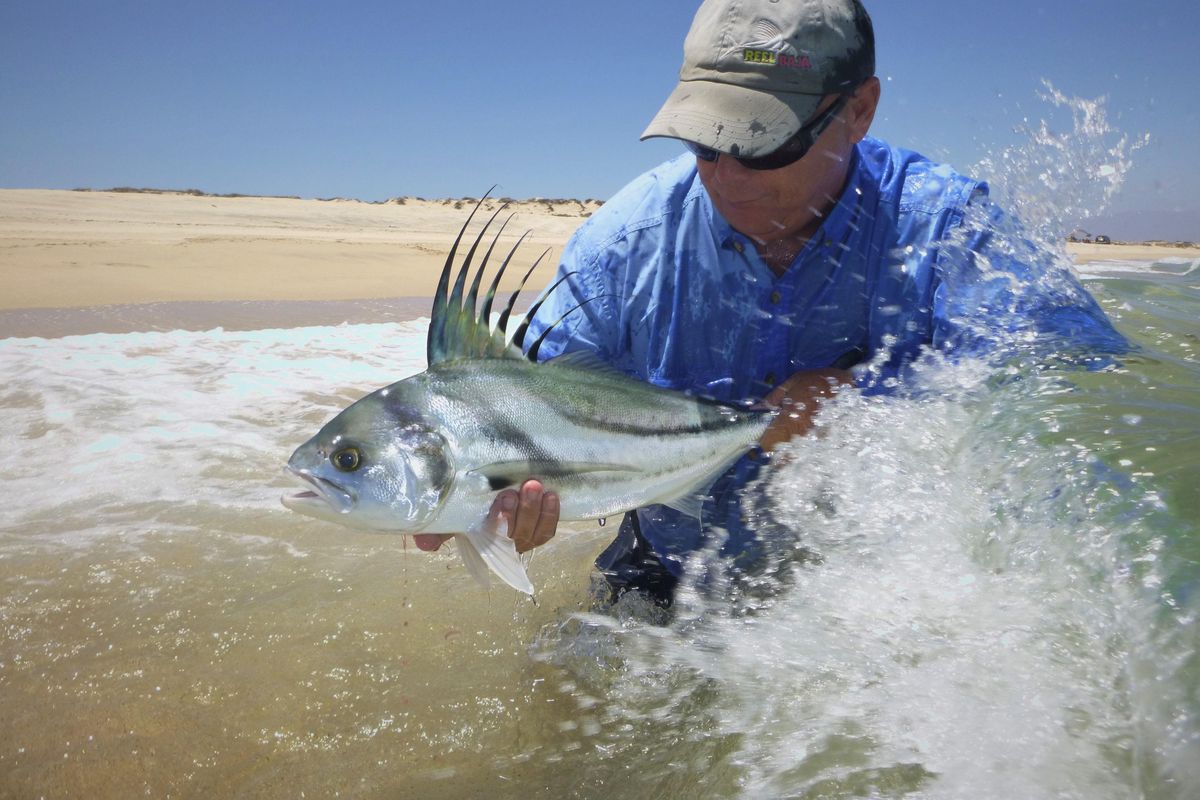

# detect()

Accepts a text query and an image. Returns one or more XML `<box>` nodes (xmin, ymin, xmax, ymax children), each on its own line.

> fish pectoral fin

<box><xmin>454</xmin><ymin>532</ymin><xmax>491</xmax><ymax>588</ymax></box>
<box><xmin>470</xmin><ymin>460</ymin><xmax>634</xmax><ymax>491</ymax></box>
<box><xmin>458</xmin><ymin>518</ymin><xmax>535</xmax><ymax>595</ymax></box>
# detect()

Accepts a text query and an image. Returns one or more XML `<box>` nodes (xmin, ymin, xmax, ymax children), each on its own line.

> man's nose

<box><xmin>712</xmin><ymin>150</ymin><xmax>755</xmax><ymax>184</ymax></box>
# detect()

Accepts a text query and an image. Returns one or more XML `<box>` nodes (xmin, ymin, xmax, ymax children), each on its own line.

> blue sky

<box><xmin>1</xmin><ymin>1</ymin><xmax>1196</xmax><ymax>240</ymax></box>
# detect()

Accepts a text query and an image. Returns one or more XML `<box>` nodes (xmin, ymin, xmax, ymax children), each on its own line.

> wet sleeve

<box><xmin>929</xmin><ymin>190</ymin><xmax>1129</xmax><ymax>364</ymax></box>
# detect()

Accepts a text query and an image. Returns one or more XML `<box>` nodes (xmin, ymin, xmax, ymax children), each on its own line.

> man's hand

<box><xmin>412</xmin><ymin>479</ymin><xmax>560</xmax><ymax>554</ymax></box>
<box><xmin>760</xmin><ymin>368</ymin><xmax>853</xmax><ymax>452</ymax></box>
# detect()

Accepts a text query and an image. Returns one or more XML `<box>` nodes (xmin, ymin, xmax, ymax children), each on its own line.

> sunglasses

<box><xmin>684</xmin><ymin>93</ymin><xmax>852</xmax><ymax>171</ymax></box>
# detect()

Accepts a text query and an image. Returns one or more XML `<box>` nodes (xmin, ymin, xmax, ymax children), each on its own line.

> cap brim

<box><xmin>640</xmin><ymin>79</ymin><xmax>825</xmax><ymax>157</ymax></box>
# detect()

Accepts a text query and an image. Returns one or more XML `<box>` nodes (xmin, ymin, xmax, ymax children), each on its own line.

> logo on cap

<box><xmin>743</xmin><ymin>48</ymin><xmax>812</xmax><ymax>69</ymax></box>
<box><xmin>728</xmin><ymin>19</ymin><xmax>813</xmax><ymax>70</ymax></box>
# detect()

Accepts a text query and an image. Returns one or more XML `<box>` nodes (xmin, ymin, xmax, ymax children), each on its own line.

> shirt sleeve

<box><xmin>929</xmin><ymin>188</ymin><xmax>1129</xmax><ymax>363</ymax></box>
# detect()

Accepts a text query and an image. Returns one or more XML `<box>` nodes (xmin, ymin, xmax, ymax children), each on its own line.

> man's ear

<box><xmin>846</xmin><ymin>77</ymin><xmax>881</xmax><ymax>143</ymax></box>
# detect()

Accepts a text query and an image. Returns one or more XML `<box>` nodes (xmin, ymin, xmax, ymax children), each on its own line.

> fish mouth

<box><xmin>281</xmin><ymin>467</ymin><xmax>356</xmax><ymax>515</ymax></box>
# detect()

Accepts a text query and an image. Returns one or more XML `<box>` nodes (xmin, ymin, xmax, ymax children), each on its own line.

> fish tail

<box><xmin>456</xmin><ymin>520</ymin><xmax>534</xmax><ymax>595</ymax></box>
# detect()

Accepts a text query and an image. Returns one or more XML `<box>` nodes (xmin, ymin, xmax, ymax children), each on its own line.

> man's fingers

<box><xmin>760</xmin><ymin>368</ymin><xmax>854</xmax><ymax>452</ymax></box>
<box><xmin>490</xmin><ymin>480</ymin><xmax>560</xmax><ymax>554</ymax></box>
<box><xmin>530</xmin><ymin>491</ymin><xmax>559</xmax><ymax>550</ymax></box>
<box><xmin>413</xmin><ymin>533</ymin><xmax>452</xmax><ymax>552</ymax></box>
<box><xmin>420</xmin><ymin>481</ymin><xmax>560</xmax><ymax>556</ymax></box>
<box><xmin>510</xmin><ymin>480</ymin><xmax>544</xmax><ymax>553</ymax></box>
<box><xmin>488</xmin><ymin>489</ymin><xmax>519</xmax><ymax>526</ymax></box>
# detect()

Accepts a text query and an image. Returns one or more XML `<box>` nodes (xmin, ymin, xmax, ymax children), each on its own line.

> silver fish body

<box><xmin>282</xmin><ymin>195</ymin><xmax>773</xmax><ymax>594</ymax></box>
<box><xmin>284</xmin><ymin>356</ymin><xmax>770</xmax><ymax>593</ymax></box>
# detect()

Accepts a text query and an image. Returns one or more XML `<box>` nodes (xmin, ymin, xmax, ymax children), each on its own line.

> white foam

<box><xmin>537</xmin><ymin>356</ymin><xmax>1193</xmax><ymax>797</ymax></box>
<box><xmin>0</xmin><ymin>321</ymin><xmax>430</xmax><ymax>545</ymax></box>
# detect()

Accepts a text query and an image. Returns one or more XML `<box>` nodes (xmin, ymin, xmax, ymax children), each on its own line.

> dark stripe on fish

<box><xmin>555</xmin><ymin>402</ymin><xmax>763</xmax><ymax>439</ymax></box>
<box><xmin>474</xmin><ymin>459</ymin><xmax>636</xmax><ymax>488</ymax></box>
<box><xmin>488</xmin><ymin>475</ymin><xmax>516</xmax><ymax>491</ymax></box>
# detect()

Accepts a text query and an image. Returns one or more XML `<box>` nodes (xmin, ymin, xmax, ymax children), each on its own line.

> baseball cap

<box><xmin>642</xmin><ymin>0</ymin><xmax>875</xmax><ymax>158</ymax></box>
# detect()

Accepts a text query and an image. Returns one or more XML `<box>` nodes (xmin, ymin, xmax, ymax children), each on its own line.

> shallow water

<box><xmin>1</xmin><ymin>261</ymin><xmax>1197</xmax><ymax>799</ymax></box>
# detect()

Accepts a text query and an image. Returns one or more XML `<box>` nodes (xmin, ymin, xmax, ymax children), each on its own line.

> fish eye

<box><xmin>331</xmin><ymin>447</ymin><xmax>362</xmax><ymax>472</ymax></box>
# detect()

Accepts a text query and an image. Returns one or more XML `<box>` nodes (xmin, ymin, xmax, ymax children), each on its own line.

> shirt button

<box><xmin>732</xmin><ymin>241</ymin><xmax>745</xmax><ymax>253</ymax></box>
<box><xmin>770</xmin><ymin>290</ymin><xmax>782</xmax><ymax>304</ymax></box>
<box><xmin>764</xmin><ymin>371</ymin><xmax>776</xmax><ymax>385</ymax></box>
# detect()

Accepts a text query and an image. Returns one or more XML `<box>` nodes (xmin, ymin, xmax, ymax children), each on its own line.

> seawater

<box><xmin>0</xmin><ymin>257</ymin><xmax>1197</xmax><ymax>799</ymax></box>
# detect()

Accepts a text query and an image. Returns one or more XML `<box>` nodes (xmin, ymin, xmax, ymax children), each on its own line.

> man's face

<box><xmin>695</xmin><ymin>82</ymin><xmax>878</xmax><ymax>244</ymax></box>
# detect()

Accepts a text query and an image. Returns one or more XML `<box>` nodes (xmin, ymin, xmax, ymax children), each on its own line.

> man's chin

<box><xmin>712</xmin><ymin>201</ymin><xmax>778</xmax><ymax>238</ymax></box>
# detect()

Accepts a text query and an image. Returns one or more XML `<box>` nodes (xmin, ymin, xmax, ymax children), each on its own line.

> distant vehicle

<box><xmin>1095</xmin><ymin>235</ymin><xmax>1112</xmax><ymax>244</ymax></box>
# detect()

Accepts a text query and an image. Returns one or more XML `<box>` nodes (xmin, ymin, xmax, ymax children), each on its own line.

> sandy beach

<box><xmin>0</xmin><ymin>189</ymin><xmax>597</xmax><ymax>312</ymax></box>
<box><xmin>1</xmin><ymin>188</ymin><xmax>1195</xmax><ymax>328</ymax></box>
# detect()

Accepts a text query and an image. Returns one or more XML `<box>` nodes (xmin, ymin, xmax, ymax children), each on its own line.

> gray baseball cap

<box><xmin>642</xmin><ymin>0</ymin><xmax>875</xmax><ymax>158</ymax></box>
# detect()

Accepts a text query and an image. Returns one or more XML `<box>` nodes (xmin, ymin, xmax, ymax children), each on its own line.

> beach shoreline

<box><xmin>2</xmin><ymin>188</ymin><xmax>1196</xmax><ymax>337</ymax></box>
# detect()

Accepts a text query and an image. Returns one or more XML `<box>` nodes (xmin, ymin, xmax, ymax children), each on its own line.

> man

<box><xmin>415</xmin><ymin>0</ymin><xmax>1125</xmax><ymax>602</ymax></box>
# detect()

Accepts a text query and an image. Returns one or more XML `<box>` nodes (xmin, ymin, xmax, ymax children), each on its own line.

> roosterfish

<box><xmin>281</xmin><ymin>196</ymin><xmax>772</xmax><ymax>594</ymax></box>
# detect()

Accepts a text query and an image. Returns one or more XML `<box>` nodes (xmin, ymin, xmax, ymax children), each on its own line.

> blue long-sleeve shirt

<box><xmin>523</xmin><ymin>136</ymin><xmax>1126</xmax><ymax>575</ymax></box>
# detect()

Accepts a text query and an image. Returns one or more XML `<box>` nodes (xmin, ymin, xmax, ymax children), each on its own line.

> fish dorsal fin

<box><xmin>526</xmin><ymin>294</ymin><xmax>611</xmax><ymax>362</ymax></box>
<box><xmin>428</xmin><ymin>188</ymin><xmax>490</xmax><ymax>364</ymax></box>
<box><xmin>426</xmin><ymin>194</ymin><xmax>593</xmax><ymax>366</ymax></box>
<box><xmin>427</xmin><ymin>190</ymin><xmax>525</xmax><ymax>365</ymax></box>
<box><xmin>495</xmin><ymin>249</ymin><xmax>549</xmax><ymax>354</ymax></box>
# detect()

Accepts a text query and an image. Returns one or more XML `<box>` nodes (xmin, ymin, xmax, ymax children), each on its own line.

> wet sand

<box><xmin>0</xmin><ymin>298</ymin><xmax>438</xmax><ymax>338</ymax></box>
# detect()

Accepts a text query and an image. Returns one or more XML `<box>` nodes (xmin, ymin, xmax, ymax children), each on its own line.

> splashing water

<box><xmin>522</xmin><ymin>87</ymin><xmax>1195</xmax><ymax>799</ymax></box>
<box><xmin>533</xmin><ymin>350</ymin><xmax>1198</xmax><ymax>798</ymax></box>
<box><xmin>973</xmin><ymin>80</ymin><xmax>1150</xmax><ymax>246</ymax></box>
